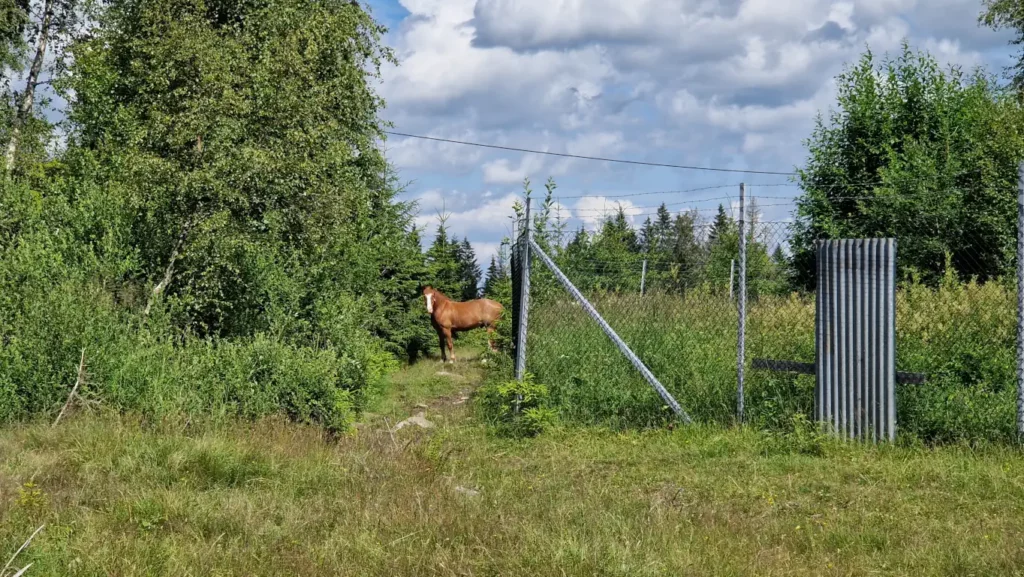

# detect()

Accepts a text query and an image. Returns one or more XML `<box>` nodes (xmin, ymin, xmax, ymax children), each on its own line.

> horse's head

<box><xmin>422</xmin><ymin>285</ymin><xmax>436</xmax><ymax>314</ymax></box>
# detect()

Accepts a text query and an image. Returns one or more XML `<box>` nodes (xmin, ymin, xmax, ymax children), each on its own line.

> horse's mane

<box><xmin>426</xmin><ymin>286</ymin><xmax>451</xmax><ymax>301</ymax></box>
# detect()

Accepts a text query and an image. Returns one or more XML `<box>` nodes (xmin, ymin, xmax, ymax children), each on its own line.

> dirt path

<box><xmin>357</xmin><ymin>345</ymin><xmax>489</xmax><ymax>432</ymax></box>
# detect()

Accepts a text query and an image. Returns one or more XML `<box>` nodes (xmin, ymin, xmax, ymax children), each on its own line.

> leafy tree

<box><xmin>55</xmin><ymin>0</ymin><xmax>431</xmax><ymax>350</ymax></box>
<box><xmin>980</xmin><ymin>0</ymin><xmax>1024</xmax><ymax>95</ymax></box>
<box><xmin>66</xmin><ymin>0</ymin><xmax>386</xmax><ymax>322</ymax></box>
<box><xmin>510</xmin><ymin>175</ymin><xmax>565</xmax><ymax>302</ymax></box>
<box><xmin>0</xmin><ymin>0</ymin><xmax>440</xmax><ymax>429</ymax></box>
<box><xmin>790</xmin><ymin>42</ymin><xmax>1024</xmax><ymax>289</ymax></box>
<box><xmin>532</xmin><ymin>177</ymin><xmax>564</xmax><ymax>253</ymax></box>
<box><xmin>4</xmin><ymin>0</ymin><xmax>80</xmax><ymax>174</ymax></box>
<box><xmin>0</xmin><ymin>0</ymin><xmax>28</xmax><ymax>73</ymax></box>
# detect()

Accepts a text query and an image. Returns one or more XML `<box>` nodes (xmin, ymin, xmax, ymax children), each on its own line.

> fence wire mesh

<box><xmin>746</xmin><ymin>200</ymin><xmax>1018</xmax><ymax>443</ymax></box>
<box><xmin>510</xmin><ymin>185</ymin><xmax>1022</xmax><ymax>442</ymax></box>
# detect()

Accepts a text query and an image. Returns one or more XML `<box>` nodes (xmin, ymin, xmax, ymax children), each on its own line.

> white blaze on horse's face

<box><xmin>425</xmin><ymin>293</ymin><xmax>433</xmax><ymax>314</ymax></box>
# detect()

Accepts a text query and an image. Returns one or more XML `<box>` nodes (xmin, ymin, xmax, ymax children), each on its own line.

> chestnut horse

<box><xmin>423</xmin><ymin>285</ymin><xmax>503</xmax><ymax>363</ymax></box>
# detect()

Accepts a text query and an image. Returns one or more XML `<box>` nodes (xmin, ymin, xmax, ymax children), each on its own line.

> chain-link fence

<box><xmin>509</xmin><ymin>183</ymin><xmax>1023</xmax><ymax>443</ymax></box>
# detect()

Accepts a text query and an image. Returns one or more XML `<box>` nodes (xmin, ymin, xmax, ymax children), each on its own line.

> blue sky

<box><xmin>365</xmin><ymin>0</ymin><xmax>1017</xmax><ymax>269</ymax></box>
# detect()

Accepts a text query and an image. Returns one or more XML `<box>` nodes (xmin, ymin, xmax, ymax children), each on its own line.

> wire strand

<box><xmin>383</xmin><ymin>131</ymin><xmax>798</xmax><ymax>176</ymax></box>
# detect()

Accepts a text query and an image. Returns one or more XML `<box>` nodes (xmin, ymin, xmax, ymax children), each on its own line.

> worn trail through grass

<box><xmin>2</xmin><ymin>346</ymin><xmax>1024</xmax><ymax>576</ymax></box>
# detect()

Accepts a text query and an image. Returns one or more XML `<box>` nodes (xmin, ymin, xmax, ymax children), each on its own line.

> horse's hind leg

<box><xmin>486</xmin><ymin>323</ymin><xmax>498</xmax><ymax>352</ymax></box>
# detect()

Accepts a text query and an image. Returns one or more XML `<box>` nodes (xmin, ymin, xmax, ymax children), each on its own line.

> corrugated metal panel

<box><xmin>815</xmin><ymin>238</ymin><xmax>896</xmax><ymax>442</ymax></box>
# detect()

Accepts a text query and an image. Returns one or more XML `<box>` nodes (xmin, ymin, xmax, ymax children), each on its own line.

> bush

<box><xmin>0</xmin><ymin>275</ymin><xmax>392</xmax><ymax>432</ymax></box>
<box><xmin>0</xmin><ymin>177</ymin><xmax>399</xmax><ymax>433</ymax></box>
<box><xmin>476</xmin><ymin>372</ymin><xmax>558</xmax><ymax>438</ymax></box>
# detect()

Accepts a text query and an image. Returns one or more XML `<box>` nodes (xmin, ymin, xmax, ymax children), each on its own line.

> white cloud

<box><xmin>473</xmin><ymin>241</ymin><xmax>503</xmax><ymax>272</ymax></box>
<box><xmin>381</xmin><ymin>0</ymin><xmax>1014</xmax><ymax>261</ymax></box>
<box><xmin>414</xmin><ymin>192</ymin><xmax>522</xmax><ymax>240</ymax></box>
<box><xmin>385</xmin><ymin>130</ymin><xmax>486</xmax><ymax>170</ymax></box>
<box><xmin>572</xmin><ymin>196</ymin><xmax>643</xmax><ymax>230</ymax></box>
<box><xmin>482</xmin><ymin>154</ymin><xmax>547</xmax><ymax>184</ymax></box>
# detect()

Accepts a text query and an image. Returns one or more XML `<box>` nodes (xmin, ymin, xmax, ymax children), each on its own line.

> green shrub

<box><xmin>0</xmin><ymin>183</ymin><xmax>395</xmax><ymax>433</ymax></box>
<box><xmin>476</xmin><ymin>372</ymin><xmax>557</xmax><ymax>438</ymax></box>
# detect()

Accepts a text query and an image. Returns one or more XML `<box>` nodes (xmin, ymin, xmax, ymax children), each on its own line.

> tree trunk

<box><xmin>143</xmin><ymin>219</ymin><xmax>193</xmax><ymax>316</ymax></box>
<box><xmin>5</xmin><ymin>0</ymin><xmax>53</xmax><ymax>174</ymax></box>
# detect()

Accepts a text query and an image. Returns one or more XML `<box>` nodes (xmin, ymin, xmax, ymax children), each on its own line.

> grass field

<box><xmin>3</xmin><ymin>346</ymin><xmax>1024</xmax><ymax>576</ymax></box>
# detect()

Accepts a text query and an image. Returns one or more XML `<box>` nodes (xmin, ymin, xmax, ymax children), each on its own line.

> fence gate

<box><xmin>815</xmin><ymin>238</ymin><xmax>896</xmax><ymax>442</ymax></box>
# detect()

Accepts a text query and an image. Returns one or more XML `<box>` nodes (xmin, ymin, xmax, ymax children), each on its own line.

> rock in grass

<box><xmin>454</xmin><ymin>485</ymin><xmax>480</xmax><ymax>497</ymax></box>
<box><xmin>393</xmin><ymin>411</ymin><xmax>434</xmax><ymax>431</ymax></box>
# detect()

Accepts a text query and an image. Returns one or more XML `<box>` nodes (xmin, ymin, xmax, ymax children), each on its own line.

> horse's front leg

<box><xmin>444</xmin><ymin>328</ymin><xmax>455</xmax><ymax>363</ymax></box>
<box><xmin>437</xmin><ymin>330</ymin><xmax>447</xmax><ymax>363</ymax></box>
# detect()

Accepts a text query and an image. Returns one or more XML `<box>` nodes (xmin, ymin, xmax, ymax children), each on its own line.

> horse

<box><xmin>422</xmin><ymin>285</ymin><xmax>503</xmax><ymax>363</ymax></box>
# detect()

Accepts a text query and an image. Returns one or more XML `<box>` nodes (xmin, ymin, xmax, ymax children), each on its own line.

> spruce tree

<box><xmin>457</xmin><ymin>238</ymin><xmax>482</xmax><ymax>300</ymax></box>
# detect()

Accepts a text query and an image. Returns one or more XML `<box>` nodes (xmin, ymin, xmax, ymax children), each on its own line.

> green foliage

<box><xmin>791</xmin><ymin>42</ymin><xmax>1024</xmax><ymax>289</ymax></box>
<box><xmin>483</xmin><ymin>255</ymin><xmax>505</xmax><ymax>297</ymax></box>
<box><xmin>483</xmin><ymin>241</ymin><xmax>514</xmax><ymax>353</ymax></box>
<box><xmin>58</xmin><ymin>0</ymin><xmax>422</xmax><ymax>341</ymax></box>
<box><xmin>425</xmin><ymin>214</ymin><xmax>463</xmax><ymax>298</ymax></box>
<box><xmin>476</xmin><ymin>372</ymin><xmax>557</xmax><ymax>438</ymax></box>
<box><xmin>980</xmin><ymin>0</ymin><xmax>1024</xmax><ymax>94</ymax></box>
<box><xmin>894</xmin><ymin>268</ymin><xmax>1018</xmax><ymax>445</ymax></box>
<box><xmin>457</xmin><ymin>238</ymin><xmax>482</xmax><ymax>300</ymax></box>
<box><xmin>0</xmin><ymin>0</ymin><xmax>425</xmax><ymax>430</ymax></box>
<box><xmin>424</xmin><ymin>214</ymin><xmax>483</xmax><ymax>304</ymax></box>
<box><xmin>0</xmin><ymin>0</ymin><xmax>28</xmax><ymax>75</ymax></box>
<box><xmin>526</xmin><ymin>192</ymin><xmax>788</xmax><ymax>301</ymax></box>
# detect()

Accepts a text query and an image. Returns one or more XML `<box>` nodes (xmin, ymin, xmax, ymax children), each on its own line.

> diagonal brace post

<box><xmin>528</xmin><ymin>239</ymin><xmax>691</xmax><ymax>424</ymax></box>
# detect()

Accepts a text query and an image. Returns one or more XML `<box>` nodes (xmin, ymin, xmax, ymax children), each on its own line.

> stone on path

<box><xmin>393</xmin><ymin>411</ymin><xmax>434</xmax><ymax>431</ymax></box>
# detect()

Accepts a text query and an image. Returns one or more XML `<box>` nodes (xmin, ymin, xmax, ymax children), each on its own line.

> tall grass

<box><xmin>0</xmin><ymin>277</ymin><xmax>397</xmax><ymax>432</ymax></box>
<box><xmin>520</xmin><ymin>275</ymin><xmax>1018</xmax><ymax>444</ymax></box>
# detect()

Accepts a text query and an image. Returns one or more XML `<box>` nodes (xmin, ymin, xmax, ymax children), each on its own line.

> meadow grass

<box><xmin>2</xmin><ymin>348</ymin><xmax>1024</xmax><ymax>576</ymax></box>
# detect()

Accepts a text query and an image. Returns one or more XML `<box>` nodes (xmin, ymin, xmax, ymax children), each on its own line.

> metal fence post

<box><xmin>729</xmin><ymin>259</ymin><xmax>735</xmax><ymax>300</ymax></box>
<box><xmin>1017</xmin><ymin>162</ymin><xmax>1024</xmax><ymax>438</ymax></box>
<box><xmin>737</xmin><ymin>183</ymin><xmax>747</xmax><ymax>424</ymax></box>
<box><xmin>514</xmin><ymin>197</ymin><xmax>531</xmax><ymax>382</ymax></box>
<box><xmin>640</xmin><ymin>259</ymin><xmax>647</xmax><ymax>296</ymax></box>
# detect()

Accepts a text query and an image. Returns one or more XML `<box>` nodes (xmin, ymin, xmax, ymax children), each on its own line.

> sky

<box><xmin>365</xmin><ymin>0</ymin><xmax>1018</xmax><ymax>271</ymax></box>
